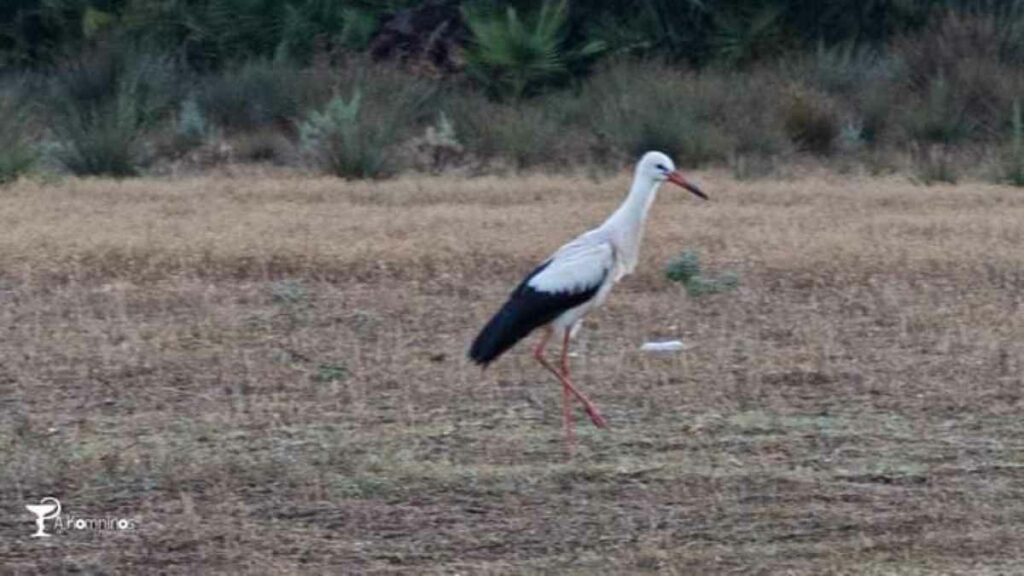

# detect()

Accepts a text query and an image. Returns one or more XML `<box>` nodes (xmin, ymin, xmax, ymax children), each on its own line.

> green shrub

<box><xmin>406</xmin><ymin>111</ymin><xmax>466</xmax><ymax>173</ymax></box>
<box><xmin>581</xmin><ymin>60</ymin><xmax>730</xmax><ymax>166</ymax></box>
<box><xmin>198</xmin><ymin>60</ymin><xmax>310</xmax><ymax>133</ymax></box>
<box><xmin>783</xmin><ymin>89</ymin><xmax>839</xmax><ymax>155</ymax></box>
<box><xmin>856</xmin><ymin>81</ymin><xmax>899</xmax><ymax>147</ymax></box>
<box><xmin>895</xmin><ymin>9</ymin><xmax>1024</xmax><ymax>143</ymax></box>
<box><xmin>697</xmin><ymin>67</ymin><xmax>791</xmax><ymax>160</ymax></box>
<box><xmin>0</xmin><ymin>82</ymin><xmax>37</xmax><ymax>184</ymax></box>
<box><xmin>999</xmin><ymin>99</ymin><xmax>1024</xmax><ymax>186</ymax></box>
<box><xmin>277</xmin><ymin>4</ymin><xmax>381</xmax><ymax>61</ymax></box>
<box><xmin>301</xmin><ymin>90</ymin><xmax>372</xmax><ymax>177</ymax></box>
<box><xmin>576</xmin><ymin>60</ymin><xmax>790</xmax><ymax>166</ymax></box>
<box><xmin>49</xmin><ymin>49</ymin><xmax>179</xmax><ymax>176</ymax></box>
<box><xmin>172</xmin><ymin>95</ymin><xmax>211</xmax><ymax>152</ymax></box>
<box><xmin>52</xmin><ymin>86</ymin><xmax>150</xmax><ymax>177</ymax></box>
<box><xmin>902</xmin><ymin>75</ymin><xmax>971</xmax><ymax>146</ymax></box>
<box><xmin>898</xmin><ymin>8</ymin><xmax>1024</xmax><ymax>87</ymax></box>
<box><xmin>792</xmin><ymin>42</ymin><xmax>893</xmax><ymax>95</ymax></box>
<box><xmin>299</xmin><ymin>75</ymin><xmax>433</xmax><ymax>178</ymax></box>
<box><xmin>49</xmin><ymin>46</ymin><xmax>181</xmax><ymax>117</ymax></box>
<box><xmin>440</xmin><ymin>89</ymin><xmax>566</xmax><ymax>168</ymax></box>
<box><xmin>463</xmin><ymin>0</ymin><xmax>604</xmax><ymax>100</ymax></box>
<box><xmin>785</xmin><ymin>43</ymin><xmax>903</xmax><ymax>147</ymax></box>
<box><xmin>231</xmin><ymin>128</ymin><xmax>294</xmax><ymax>164</ymax></box>
<box><xmin>911</xmin><ymin>143</ymin><xmax>958</xmax><ymax>185</ymax></box>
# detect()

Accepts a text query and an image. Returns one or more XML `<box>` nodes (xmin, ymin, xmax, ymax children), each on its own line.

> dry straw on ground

<box><xmin>1</xmin><ymin>170</ymin><xmax>1023</xmax><ymax>573</ymax></box>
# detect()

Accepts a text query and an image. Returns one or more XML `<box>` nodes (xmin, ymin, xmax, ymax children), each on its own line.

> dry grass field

<box><xmin>2</xmin><ymin>168</ymin><xmax>1024</xmax><ymax>574</ymax></box>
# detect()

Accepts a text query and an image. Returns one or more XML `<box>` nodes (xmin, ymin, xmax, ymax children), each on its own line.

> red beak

<box><xmin>666</xmin><ymin>171</ymin><xmax>708</xmax><ymax>200</ymax></box>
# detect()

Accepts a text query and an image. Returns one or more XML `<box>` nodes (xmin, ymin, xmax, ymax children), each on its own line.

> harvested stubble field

<box><xmin>1</xmin><ymin>169</ymin><xmax>1024</xmax><ymax>574</ymax></box>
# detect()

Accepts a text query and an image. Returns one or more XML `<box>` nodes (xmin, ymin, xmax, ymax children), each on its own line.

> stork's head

<box><xmin>638</xmin><ymin>151</ymin><xmax>708</xmax><ymax>200</ymax></box>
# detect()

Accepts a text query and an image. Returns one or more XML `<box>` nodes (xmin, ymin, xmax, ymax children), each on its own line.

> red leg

<box><xmin>560</xmin><ymin>332</ymin><xmax>574</xmax><ymax>446</ymax></box>
<box><xmin>562</xmin><ymin>376</ymin><xmax>575</xmax><ymax>446</ymax></box>
<box><xmin>558</xmin><ymin>328</ymin><xmax>607</xmax><ymax>429</ymax></box>
<box><xmin>535</xmin><ymin>327</ymin><xmax>608</xmax><ymax>430</ymax></box>
<box><xmin>534</xmin><ymin>328</ymin><xmax>574</xmax><ymax>451</ymax></box>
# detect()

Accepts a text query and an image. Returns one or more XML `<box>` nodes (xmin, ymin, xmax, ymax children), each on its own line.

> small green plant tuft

<box><xmin>314</xmin><ymin>363</ymin><xmax>349</xmax><ymax>383</ymax></box>
<box><xmin>665</xmin><ymin>250</ymin><xmax>702</xmax><ymax>284</ymax></box>
<box><xmin>270</xmin><ymin>280</ymin><xmax>307</xmax><ymax>305</ymax></box>
<box><xmin>666</xmin><ymin>250</ymin><xmax>739</xmax><ymax>297</ymax></box>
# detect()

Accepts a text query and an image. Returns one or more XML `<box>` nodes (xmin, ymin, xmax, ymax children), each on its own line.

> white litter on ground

<box><xmin>640</xmin><ymin>340</ymin><xmax>688</xmax><ymax>353</ymax></box>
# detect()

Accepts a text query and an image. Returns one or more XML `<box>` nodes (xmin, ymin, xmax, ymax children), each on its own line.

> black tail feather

<box><xmin>469</xmin><ymin>297</ymin><xmax>547</xmax><ymax>366</ymax></box>
<box><xmin>468</xmin><ymin>261</ymin><xmax>602</xmax><ymax>366</ymax></box>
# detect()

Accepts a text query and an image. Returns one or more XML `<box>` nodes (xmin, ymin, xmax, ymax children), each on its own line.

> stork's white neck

<box><xmin>600</xmin><ymin>172</ymin><xmax>662</xmax><ymax>276</ymax></box>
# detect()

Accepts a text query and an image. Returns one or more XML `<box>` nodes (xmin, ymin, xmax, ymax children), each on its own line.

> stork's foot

<box><xmin>585</xmin><ymin>405</ymin><xmax>608</xmax><ymax>429</ymax></box>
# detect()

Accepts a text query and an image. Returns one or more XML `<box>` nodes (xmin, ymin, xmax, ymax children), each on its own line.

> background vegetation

<box><xmin>3</xmin><ymin>0</ymin><xmax>1024</xmax><ymax>181</ymax></box>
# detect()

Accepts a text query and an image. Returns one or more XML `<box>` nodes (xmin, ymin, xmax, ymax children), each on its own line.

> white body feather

<box><xmin>526</xmin><ymin>152</ymin><xmax>673</xmax><ymax>337</ymax></box>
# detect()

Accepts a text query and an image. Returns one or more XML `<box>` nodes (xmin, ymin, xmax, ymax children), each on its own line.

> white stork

<box><xmin>469</xmin><ymin>151</ymin><xmax>708</xmax><ymax>445</ymax></box>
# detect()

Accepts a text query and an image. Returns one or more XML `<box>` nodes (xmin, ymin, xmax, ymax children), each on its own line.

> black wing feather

<box><xmin>468</xmin><ymin>260</ymin><xmax>604</xmax><ymax>366</ymax></box>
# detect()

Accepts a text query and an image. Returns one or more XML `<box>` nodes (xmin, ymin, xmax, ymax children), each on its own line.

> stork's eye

<box><xmin>656</xmin><ymin>163</ymin><xmax>667</xmax><ymax>172</ymax></box>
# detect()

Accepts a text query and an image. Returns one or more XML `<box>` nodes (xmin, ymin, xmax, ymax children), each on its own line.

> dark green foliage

<box><xmin>2</xmin><ymin>1</ymin><xmax>1024</xmax><ymax>179</ymax></box>
<box><xmin>0</xmin><ymin>82</ymin><xmax>36</xmax><ymax>184</ymax></box>
<box><xmin>580</xmin><ymin>0</ymin><xmax>706</xmax><ymax>60</ymax></box>
<box><xmin>0</xmin><ymin>0</ymin><xmax>396</xmax><ymax>70</ymax></box>
<box><xmin>49</xmin><ymin>47</ymin><xmax>181</xmax><ymax>176</ymax></box>
<box><xmin>665</xmin><ymin>250</ymin><xmax>739</xmax><ymax>297</ymax></box>
<box><xmin>116</xmin><ymin>0</ymin><xmax>389</xmax><ymax>69</ymax></box>
<box><xmin>462</xmin><ymin>0</ymin><xmax>605</xmax><ymax>100</ymax></box>
<box><xmin>711</xmin><ymin>1</ymin><xmax>787</xmax><ymax>66</ymax></box>
<box><xmin>52</xmin><ymin>84</ymin><xmax>149</xmax><ymax>177</ymax></box>
<box><xmin>4</xmin><ymin>0</ymin><xmax>1024</xmax><ymax>72</ymax></box>
<box><xmin>903</xmin><ymin>75</ymin><xmax>972</xmax><ymax>146</ymax></box>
